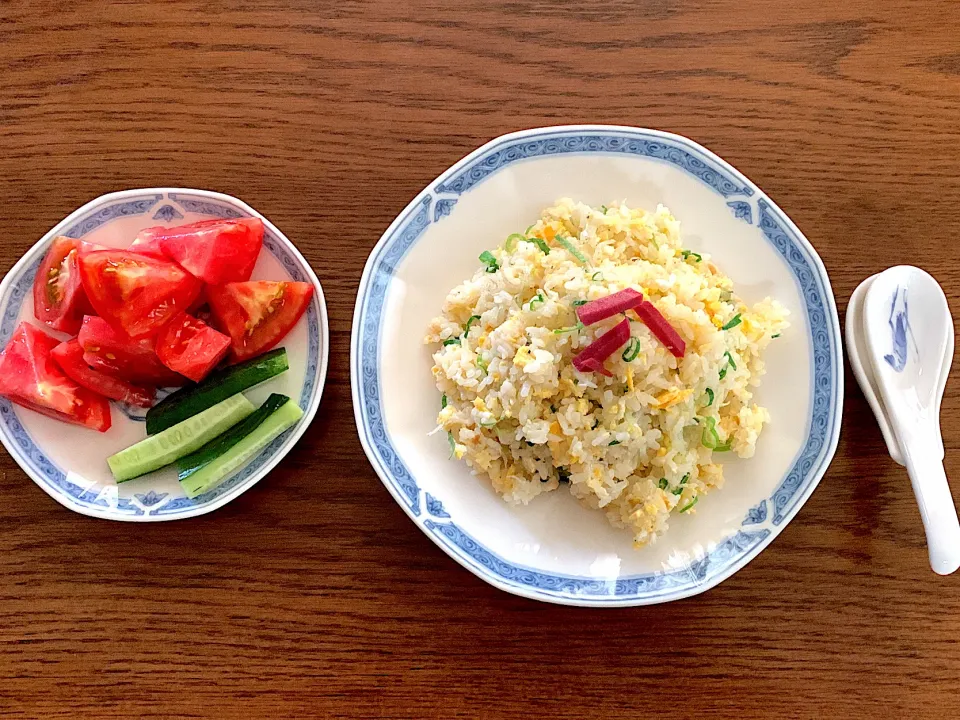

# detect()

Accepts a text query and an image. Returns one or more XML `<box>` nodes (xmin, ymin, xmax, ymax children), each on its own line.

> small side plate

<box><xmin>0</xmin><ymin>188</ymin><xmax>328</xmax><ymax>520</ymax></box>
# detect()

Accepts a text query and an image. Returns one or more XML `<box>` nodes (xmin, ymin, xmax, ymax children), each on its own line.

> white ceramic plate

<box><xmin>0</xmin><ymin>188</ymin><xmax>328</xmax><ymax>520</ymax></box>
<box><xmin>352</xmin><ymin>126</ymin><xmax>842</xmax><ymax>606</ymax></box>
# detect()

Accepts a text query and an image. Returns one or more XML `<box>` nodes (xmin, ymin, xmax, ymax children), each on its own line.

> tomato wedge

<box><xmin>78</xmin><ymin>316</ymin><xmax>186</xmax><ymax>386</ymax></box>
<box><xmin>52</xmin><ymin>339</ymin><xmax>154</xmax><ymax>408</ymax></box>
<box><xmin>128</xmin><ymin>233</ymin><xmax>166</xmax><ymax>259</ymax></box>
<box><xmin>0</xmin><ymin>322</ymin><xmax>111</xmax><ymax>432</ymax></box>
<box><xmin>78</xmin><ymin>250</ymin><xmax>202</xmax><ymax>338</ymax></box>
<box><xmin>148</xmin><ymin>218</ymin><xmax>264</xmax><ymax>285</ymax></box>
<box><xmin>32</xmin><ymin>236</ymin><xmax>97</xmax><ymax>334</ymax></box>
<box><xmin>208</xmin><ymin>281</ymin><xmax>313</xmax><ymax>361</ymax></box>
<box><xmin>156</xmin><ymin>312</ymin><xmax>231</xmax><ymax>383</ymax></box>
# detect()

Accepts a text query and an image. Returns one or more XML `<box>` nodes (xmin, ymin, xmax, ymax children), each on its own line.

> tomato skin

<box><xmin>0</xmin><ymin>322</ymin><xmax>111</xmax><ymax>432</ymax></box>
<box><xmin>78</xmin><ymin>250</ymin><xmax>202</xmax><ymax>339</ymax></box>
<box><xmin>151</xmin><ymin>218</ymin><xmax>264</xmax><ymax>285</ymax></box>
<box><xmin>32</xmin><ymin>236</ymin><xmax>97</xmax><ymax>335</ymax></box>
<box><xmin>52</xmin><ymin>339</ymin><xmax>154</xmax><ymax>408</ymax></box>
<box><xmin>78</xmin><ymin>316</ymin><xmax>186</xmax><ymax>387</ymax></box>
<box><xmin>208</xmin><ymin>281</ymin><xmax>313</xmax><ymax>361</ymax></box>
<box><xmin>128</xmin><ymin>233</ymin><xmax>167</xmax><ymax>259</ymax></box>
<box><xmin>156</xmin><ymin>312</ymin><xmax>231</xmax><ymax>383</ymax></box>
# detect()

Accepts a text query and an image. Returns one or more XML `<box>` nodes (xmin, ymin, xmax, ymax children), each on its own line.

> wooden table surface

<box><xmin>2</xmin><ymin>1</ymin><xmax>960</xmax><ymax>717</ymax></box>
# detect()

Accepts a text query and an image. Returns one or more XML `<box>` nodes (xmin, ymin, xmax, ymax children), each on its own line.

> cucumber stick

<box><xmin>108</xmin><ymin>393</ymin><xmax>256</xmax><ymax>482</ymax></box>
<box><xmin>179</xmin><ymin>396</ymin><xmax>303</xmax><ymax>499</ymax></box>
<box><xmin>145</xmin><ymin>348</ymin><xmax>288</xmax><ymax>435</ymax></box>
<box><xmin>178</xmin><ymin>393</ymin><xmax>290</xmax><ymax>480</ymax></box>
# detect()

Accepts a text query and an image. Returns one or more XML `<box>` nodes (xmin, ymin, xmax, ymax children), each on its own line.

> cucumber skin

<box><xmin>178</xmin><ymin>393</ymin><xmax>290</xmax><ymax>480</ymax></box>
<box><xmin>180</xmin><ymin>399</ymin><xmax>304</xmax><ymax>499</ymax></box>
<box><xmin>145</xmin><ymin>348</ymin><xmax>288</xmax><ymax>435</ymax></box>
<box><xmin>108</xmin><ymin>394</ymin><xmax>256</xmax><ymax>482</ymax></box>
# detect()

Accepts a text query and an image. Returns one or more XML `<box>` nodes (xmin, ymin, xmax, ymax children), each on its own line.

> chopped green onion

<box><xmin>608</xmin><ymin>440</ymin><xmax>621</xmax><ymax>446</ymax></box>
<box><xmin>715</xmin><ymin>441</ymin><xmax>733</xmax><ymax>452</ymax></box>
<box><xmin>476</xmin><ymin>355</ymin><xmax>488</xmax><ymax>373</ymax></box>
<box><xmin>671</xmin><ymin>473</ymin><xmax>689</xmax><ymax>496</ymax></box>
<box><xmin>718</xmin><ymin>350</ymin><xmax>736</xmax><ymax>379</ymax></box>
<box><xmin>441</xmin><ymin>394</ymin><xmax>448</xmax><ymax>409</ymax></box>
<box><xmin>600</xmin><ymin>205</ymin><xmax>609</xmax><ymax>213</ymax></box>
<box><xmin>479</xmin><ymin>250</ymin><xmax>499</xmax><ymax>273</ymax></box>
<box><xmin>464</xmin><ymin>315</ymin><xmax>481</xmax><ymax>335</ymax></box>
<box><xmin>772</xmin><ymin>333</ymin><xmax>781</xmax><ymax>339</ymax></box>
<box><xmin>443</xmin><ymin>337</ymin><xmax>461</xmax><ymax>347</ymax></box>
<box><xmin>505</xmin><ymin>233</ymin><xmax>525</xmax><ymax>252</ymax></box>
<box><xmin>518</xmin><ymin>237</ymin><xmax>550</xmax><ymax>254</ymax></box>
<box><xmin>479</xmin><ymin>418</ymin><xmax>497</xmax><ymax>428</ymax></box>
<box><xmin>553</xmin><ymin>324</ymin><xmax>582</xmax><ymax>335</ymax></box>
<box><xmin>703</xmin><ymin>388</ymin><xmax>714</xmax><ymax>407</ymax></box>
<box><xmin>573</xmin><ymin>299</ymin><xmax>588</xmax><ymax>307</ymax></box>
<box><xmin>724</xmin><ymin>351</ymin><xmax>737</xmax><ymax>370</ymax></box>
<box><xmin>719</xmin><ymin>289</ymin><xmax>733</xmax><ymax>302</ymax></box>
<box><xmin>447</xmin><ymin>432</ymin><xmax>456</xmax><ymax>458</ymax></box>
<box><xmin>679</xmin><ymin>496</ymin><xmax>699</xmax><ymax>513</ymax></box>
<box><xmin>680</xmin><ymin>250</ymin><xmax>702</xmax><ymax>262</ymax></box>
<box><xmin>721</xmin><ymin>314</ymin><xmax>742</xmax><ymax>331</ymax></box>
<box><xmin>700</xmin><ymin>417</ymin><xmax>723</xmax><ymax>449</ymax></box>
<box><xmin>591</xmin><ymin>271</ymin><xmax>603</xmax><ymax>281</ymax></box>
<box><xmin>555</xmin><ymin>235</ymin><xmax>588</xmax><ymax>265</ymax></box>
<box><xmin>621</xmin><ymin>337</ymin><xmax>641</xmax><ymax>362</ymax></box>
<box><xmin>550</xmin><ymin>404</ymin><xmax>558</xmax><ymax>413</ymax></box>
<box><xmin>528</xmin><ymin>292</ymin><xmax>545</xmax><ymax>311</ymax></box>
<box><xmin>658</xmin><ymin>478</ymin><xmax>669</xmax><ymax>490</ymax></box>
<box><xmin>525</xmin><ymin>224</ymin><xmax>536</xmax><ymax>234</ymax></box>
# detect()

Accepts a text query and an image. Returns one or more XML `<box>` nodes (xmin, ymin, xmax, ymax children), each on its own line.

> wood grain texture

<box><xmin>1</xmin><ymin>0</ymin><xmax>960</xmax><ymax>717</ymax></box>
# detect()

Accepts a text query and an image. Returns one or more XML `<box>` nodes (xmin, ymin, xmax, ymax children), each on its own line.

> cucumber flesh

<box><xmin>178</xmin><ymin>393</ymin><xmax>290</xmax><ymax>481</ymax></box>
<box><xmin>108</xmin><ymin>393</ymin><xmax>255</xmax><ymax>482</ymax></box>
<box><xmin>145</xmin><ymin>348</ymin><xmax>288</xmax><ymax>435</ymax></box>
<box><xmin>179</xmin><ymin>398</ymin><xmax>303</xmax><ymax>499</ymax></box>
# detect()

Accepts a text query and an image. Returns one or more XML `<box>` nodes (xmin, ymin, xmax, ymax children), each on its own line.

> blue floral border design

<box><xmin>0</xmin><ymin>191</ymin><xmax>322</xmax><ymax>518</ymax></box>
<box><xmin>355</xmin><ymin>128</ymin><xmax>841</xmax><ymax>603</ymax></box>
<box><xmin>64</xmin><ymin>195</ymin><xmax>164</xmax><ymax>238</ymax></box>
<box><xmin>435</xmin><ymin>133</ymin><xmax>755</xmax><ymax>198</ymax></box>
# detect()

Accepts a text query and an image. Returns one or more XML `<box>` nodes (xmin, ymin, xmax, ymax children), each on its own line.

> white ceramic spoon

<box><xmin>858</xmin><ymin>266</ymin><xmax>960</xmax><ymax>575</ymax></box>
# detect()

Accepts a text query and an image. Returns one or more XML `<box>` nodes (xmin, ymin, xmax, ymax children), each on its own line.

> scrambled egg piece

<box><xmin>652</xmin><ymin>388</ymin><xmax>693</xmax><ymax>409</ymax></box>
<box><xmin>513</xmin><ymin>346</ymin><xmax>533</xmax><ymax>368</ymax></box>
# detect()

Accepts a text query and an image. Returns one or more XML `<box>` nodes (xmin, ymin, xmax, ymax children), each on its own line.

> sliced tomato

<box><xmin>32</xmin><ymin>236</ymin><xmax>98</xmax><ymax>334</ymax></box>
<box><xmin>78</xmin><ymin>316</ymin><xmax>186</xmax><ymax>387</ymax></box>
<box><xmin>188</xmin><ymin>285</ymin><xmax>208</xmax><ymax>314</ymax></box>
<box><xmin>78</xmin><ymin>250</ymin><xmax>202</xmax><ymax>338</ymax></box>
<box><xmin>0</xmin><ymin>322</ymin><xmax>111</xmax><ymax>432</ymax></box>
<box><xmin>52</xmin><ymin>339</ymin><xmax>154</xmax><ymax>408</ymax></box>
<box><xmin>156</xmin><ymin>312</ymin><xmax>231</xmax><ymax>383</ymax></box>
<box><xmin>128</xmin><ymin>232</ymin><xmax>167</xmax><ymax>259</ymax></box>
<box><xmin>151</xmin><ymin>218</ymin><xmax>264</xmax><ymax>285</ymax></box>
<box><xmin>208</xmin><ymin>281</ymin><xmax>313</xmax><ymax>361</ymax></box>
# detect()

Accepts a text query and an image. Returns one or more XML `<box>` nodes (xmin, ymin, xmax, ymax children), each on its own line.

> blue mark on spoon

<box><xmin>883</xmin><ymin>286</ymin><xmax>918</xmax><ymax>372</ymax></box>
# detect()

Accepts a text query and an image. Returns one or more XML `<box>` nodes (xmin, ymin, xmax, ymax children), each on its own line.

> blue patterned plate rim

<box><xmin>0</xmin><ymin>188</ymin><xmax>329</xmax><ymax>521</ymax></box>
<box><xmin>353</xmin><ymin>125</ymin><xmax>843</xmax><ymax>605</ymax></box>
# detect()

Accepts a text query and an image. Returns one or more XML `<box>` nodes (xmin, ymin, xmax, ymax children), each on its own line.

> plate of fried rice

<box><xmin>352</xmin><ymin>126</ymin><xmax>842</xmax><ymax>606</ymax></box>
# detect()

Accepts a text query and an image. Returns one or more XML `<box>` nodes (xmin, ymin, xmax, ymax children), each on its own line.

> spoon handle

<box><xmin>903</xmin><ymin>446</ymin><xmax>960</xmax><ymax>575</ymax></box>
